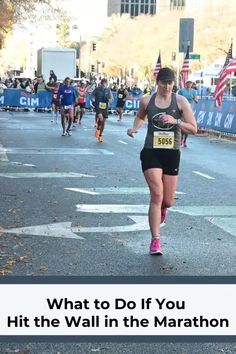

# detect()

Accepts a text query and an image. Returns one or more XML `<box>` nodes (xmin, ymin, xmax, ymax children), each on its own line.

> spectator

<box><xmin>131</xmin><ymin>84</ymin><xmax>142</xmax><ymax>96</ymax></box>
<box><xmin>49</xmin><ymin>70</ymin><xmax>57</xmax><ymax>83</ymax></box>
<box><xmin>34</xmin><ymin>76</ymin><xmax>49</xmax><ymax>93</ymax></box>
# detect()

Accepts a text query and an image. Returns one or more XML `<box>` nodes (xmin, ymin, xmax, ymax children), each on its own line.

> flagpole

<box><xmin>230</xmin><ymin>38</ymin><xmax>234</xmax><ymax>98</ymax></box>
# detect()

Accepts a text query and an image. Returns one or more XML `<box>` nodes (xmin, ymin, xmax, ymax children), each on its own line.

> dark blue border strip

<box><xmin>0</xmin><ymin>276</ymin><xmax>235</xmax><ymax>284</ymax></box>
<box><xmin>0</xmin><ymin>336</ymin><xmax>235</xmax><ymax>343</ymax></box>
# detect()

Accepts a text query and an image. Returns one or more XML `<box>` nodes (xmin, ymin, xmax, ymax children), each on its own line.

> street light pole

<box><xmin>78</xmin><ymin>35</ymin><xmax>82</xmax><ymax>77</ymax></box>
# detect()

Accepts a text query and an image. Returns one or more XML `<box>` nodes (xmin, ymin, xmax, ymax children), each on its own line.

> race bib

<box><xmin>153</xmin><ymin>131</ymin><xmax>174</xmax><ymax>149</ymax></box>
<box><xmin>118</xmin><ymin>94</ymin><xmax>123</xmax><ymax>98</ymax></box>
<box><xmin>99</xmin><ymin>102</ymin><xmax>107</xmax><ymax>109</ymax></box>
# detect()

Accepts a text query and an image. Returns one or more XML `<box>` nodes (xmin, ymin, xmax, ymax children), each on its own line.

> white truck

<box><xmin>37</xmin><ymin>47</ymin><xmax>77</xmax><ymax>82</ymax></box>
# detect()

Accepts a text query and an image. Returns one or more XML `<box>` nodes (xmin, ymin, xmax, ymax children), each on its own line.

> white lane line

<box><xmin>3</xmin><ymin>148</ymin><xmax>114</xmax><ymax>155</ymax></box>
<box><xmin>0</xmin><ymin>172</ymin><xmax>95</xmax><ymax>179</ymax></box>
<box><xmin>118</xmin><ymin>140</ymin><xmax>128</xmax><ymax>145</ymax></box>
<box><xmin>67</xmin><ymin>188</ymin><xmax>99</xmax><ymax>195</ymax></box>
<box><xmin>0</xmin><ymin>144</ymin><xmax>9</xmax><ymax>162</ymax></box>
<box><xmin>192</xmin><ymin>171</ymin><xmax>215</xmax><ymax>180</ymax></box>
<box><xmin>66</xmin><ymin>187</ymin><xmax>185</xmax><ymax>195</ymax></box>
<box><xmin>11</xmin><ymin>162</ymin><xmax>36</xmax><ymax>167</ymax></box>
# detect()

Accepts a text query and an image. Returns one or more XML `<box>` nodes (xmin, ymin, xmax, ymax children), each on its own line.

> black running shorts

<box><xmin>117</xmin><ymin>100</ymin><xmax>125</xmax><ymax>109</ymax></box>
<box><xmin>140</xmin><ymin>148</ymin><xmax>180</xmax><ymax>175</ymax></box>
<box><xmin>96</xmin><ymin>108</ymin><xmax>109</xmax><ymax>118</ymax></box>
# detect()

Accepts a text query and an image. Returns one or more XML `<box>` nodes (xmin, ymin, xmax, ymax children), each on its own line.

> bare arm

<box><xmin>127</xmin><ymin>97</ymin><xmax>149</xmax><ymax>137</ymax></box>
<box><xmin>177</xmin><ymin>94</ymin><xmax>197</xmax><ymax>134</ymax></box>
<box><xmin>160</xmin><ymin>94</ymin><xmax>197</xmax><ymax>134</ymax></box>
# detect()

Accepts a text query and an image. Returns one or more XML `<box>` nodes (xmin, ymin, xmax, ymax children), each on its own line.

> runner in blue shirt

<box><xmin>58</xmin><ymin>77</ymin><xmax>77</xmax><ymax>136</ymax></box>
<box><xmin>178</xmin><ymin>81</ymin><xmax>198</xmax><ymax>147</ymax></box>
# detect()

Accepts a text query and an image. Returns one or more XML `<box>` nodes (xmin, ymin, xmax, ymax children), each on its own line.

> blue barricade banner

<box><xmin>2</xmin><ymin>89</ymin><xmax>235</xmax><ymax>134</ymax></box>
<box><xmin>193</xmin><ymin>98</ymin><xmax>236</xmax><ymax>134</ymax></box>
<box><xmin>0</xmin><ymin>89</ymin><xmax>52</xmax><ymax>108</ymax></box>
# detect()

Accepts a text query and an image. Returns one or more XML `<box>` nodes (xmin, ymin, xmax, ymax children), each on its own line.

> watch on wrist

<box><xmin>176</xmin><ymin>119</ymin><xmax>182</xmax><ymax>126</ymax></box>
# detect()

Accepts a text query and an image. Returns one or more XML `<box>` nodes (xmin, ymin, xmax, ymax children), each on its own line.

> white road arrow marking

<box><xmin>171</xmin><ymin>206</ymin><xmax>236</xmax><ymax>216</ymax></box>
<box><xmin>0</xmin><ymin>172</ymin><xmax>95</xmax><ymax>179</ymax></box>
<box><xmin>2</xmin><ymin>222</ymin><xmax>84</xmax><ymax>239</ymax></box>
<box><xmin>1</xmin><ymin>216</ymin><xmax>153</xmax><ymax>238</ymax></box>
<box><xmin>206</xmin><ymin>217</ymin><xmax>236</xmax><ymax>238</ymax></box>
<box><xmin>71</xmin><ymin>215</ymin><xmax>151</xmax><ymax>233</ymax></box>
<box><xmin>67</xmin><ymin>187</ymin><xmax>185</xmax><ymax>195</ymax></box>
<box><xmin>76</xmin><ymin>204</ymin><xmax>149</xmax><ymax>214</ymax></box>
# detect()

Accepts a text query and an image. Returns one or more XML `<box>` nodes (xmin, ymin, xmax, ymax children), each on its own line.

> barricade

<box><xmin>193</xmin><ymin>98</ymin><xmax>236</xmax><ymax>135</ymax></box>
<box><xmin>1</xmin><ymin>89</ymin><xmax>235</xmax><ymax>136</ymax></box>
<box><xmin>0</xmin><ymin>89</ymin><xmax>52</xmax><ymax>109</ymax></box>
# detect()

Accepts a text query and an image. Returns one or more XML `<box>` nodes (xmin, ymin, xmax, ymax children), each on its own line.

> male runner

<box><xmin>91</xmin><ymin>78</ymin><xmax>113</xmax><ymax>142</ymax></box>
<box><xmin>116</xmin><ymin>84</ymin><xmax>128</xmax><ymax>121</ymax></box>
<box><xmin>178</xmin><ymin>81</ymin><xmax>198</xmax><ymax>147</ymax></box>
<box><xmin>75</xmin><ymin>81</ymin><xmax>87</xmax><ymax>125</ymax></box>
<box><xmin>58</xmin><ymin>77</ymin><xmax>77</xmax><ymax>136</ymax></box>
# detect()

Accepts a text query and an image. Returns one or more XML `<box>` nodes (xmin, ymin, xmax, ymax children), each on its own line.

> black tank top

<box><xmin>144</xmin><ymin>93</ymin><xmax>182</xmax><ymax>150</ymax></box>
<box><xmin>117</xmin><ymin>89</ymin><xmax>126</xmax><ymax>101</ymax></box>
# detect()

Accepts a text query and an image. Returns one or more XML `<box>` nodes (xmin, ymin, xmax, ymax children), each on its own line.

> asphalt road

<box><xmin>0</xmin><ymin>110</ymin><xmax>235</xmax><ymax>353</ymax></box>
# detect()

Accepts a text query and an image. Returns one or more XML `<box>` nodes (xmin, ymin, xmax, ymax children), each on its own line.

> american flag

<box><xmin>153</xmin><ymin>51</ymin><xmax>161</xmax><ymax>76</ymax></box>
<box><xmin>219</xmin><ymin>41</ymin><xmax>233</xmax><ymax>75</ymax></box>
<box><xmin>179</xmin><ymin>45</ymin><xmax>190</xmax><ymax>88</ymax></box>
<box><xmin>213</xmin><ymin>58</ymin><xmax>236</xmax><ymax>106</ymax></box>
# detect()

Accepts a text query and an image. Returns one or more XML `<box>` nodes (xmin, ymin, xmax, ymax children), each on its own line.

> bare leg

<box><xmin>61</xmin><ymin>110</ymin><xmax>66</xmax><ymax>133</ymax></box>
<box><xmin>144</xmin><ymin>169</ymin><xmax>178</xmax><ymax>238</ymax></box>
<box><xmin>67</xmin><ymin>110</ymin><xmax>74</xmax><ymax>132</ymax></box>
<box><xmin>144</xmin><ymin>168</ymin><xmax>163</xmax><ymax>238</ymax></box>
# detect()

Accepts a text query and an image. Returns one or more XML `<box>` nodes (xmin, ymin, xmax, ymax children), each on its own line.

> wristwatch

<box><xmin>176</xmin><ymin>119</ymin><xmax>182</xmax><ymax>126</ymax></box>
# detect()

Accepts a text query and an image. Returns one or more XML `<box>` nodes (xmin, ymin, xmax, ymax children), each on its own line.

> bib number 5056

<box><xmin>153</xmin><ymin>131</ymin><xmax>174</xmax><ymax>149</ymax></box>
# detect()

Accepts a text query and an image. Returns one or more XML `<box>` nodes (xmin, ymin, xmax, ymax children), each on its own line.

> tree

<box><xmin>93</xmin><ymin>1</ymin><xmax>236</xmax><ymax>81</ymax></box>
<box><xmin>0</xmin><ymin>0</ymin><xmax>58</xmax><ymax>47</ymax></box>
<box><xmin>56</xmin><ymin>15</ymin><xmax>70</xmax><ymax>47</ymax></box>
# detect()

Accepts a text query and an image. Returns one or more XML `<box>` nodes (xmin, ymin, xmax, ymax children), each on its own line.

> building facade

<box><xmin>107</xmin><ymin>0</ymin><xmax>157</xmax><ymax>17</ymax></box>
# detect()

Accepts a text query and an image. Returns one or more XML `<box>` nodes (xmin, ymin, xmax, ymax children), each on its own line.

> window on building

<box><xmin>130</xmin><ymin>4</ymin><xmax>135</xmax><ymax>17</ymax></box>
<box><xmin>150</xmin><ymin>4</ymin><xmax>156</xmax><ymax>14</ymax></box>
<box><xmin>134</xmin><ymin>3</ymin><xmax>139</xmax><ymax>16</ymax></box>
<box><xmin>121</xmin><ymin>1</ymin><xmax>130</xmax><ymax>14</ymax></box>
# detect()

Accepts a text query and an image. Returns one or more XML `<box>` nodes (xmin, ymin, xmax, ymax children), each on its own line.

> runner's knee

<box><xmin>150</xmin><ymin>190</ymin><xmax>163</xmax><ymax>205</ymax></box>
<box><xmin>162</xmin><ymin>198</ymin><xmax>174</xmax><ymax>209</ymax></box>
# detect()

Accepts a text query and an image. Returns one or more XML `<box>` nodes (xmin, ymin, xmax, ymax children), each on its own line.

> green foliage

<box><xmin>56</xmin><ymin>15</ymin><xmax>70</xmax><ymax>47</ymax></box>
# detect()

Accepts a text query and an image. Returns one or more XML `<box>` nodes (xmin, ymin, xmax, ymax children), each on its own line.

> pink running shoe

<box><xmin>149</xmin><ymin>238</ymin><xmax>163</xmax><ymax>255</ymax></box>
<box><xmin>161</xmin><ymin>208</ymin><xmax>167</xmax><ymax>224</ymax></box>
<box><xmin>183</xmin><ymin>142</ymin><xmax>187</xmax><ymax>147</ymax></box>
